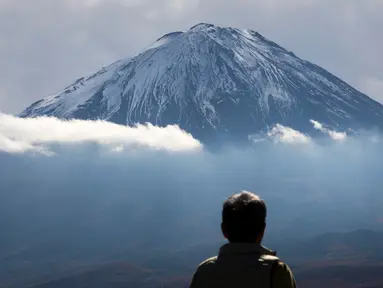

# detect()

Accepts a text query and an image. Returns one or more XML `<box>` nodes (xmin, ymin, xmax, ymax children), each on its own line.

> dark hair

<box><xmin>222</xmin><ymin>191</ymin><xmax>267</xmax><ymax>243</ymax></box>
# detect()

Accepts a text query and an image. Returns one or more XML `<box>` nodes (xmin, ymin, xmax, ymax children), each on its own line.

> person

<box><xmin>189</xmin><ymin>191</ymin><xmax>296</xmax><ymax>288</ymax></box>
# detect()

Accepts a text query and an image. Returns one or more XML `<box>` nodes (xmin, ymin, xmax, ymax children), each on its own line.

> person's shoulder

<box><xmin>195</xmin><ymin>256</ymin><xmax>218</xmax><ymax>274</ymax></box>
<box><xmin>273</xmin><ymin>260</ymin><xmax>293</xmax><ymax>271</ymax></box>
<box><xmin>189</xmin><ymin>256</ymin><xmax>218</xmax><ymax>287</ymax></box>
<box><xmin>271</xmin><ymin>260</ymin><xmax>296</xmax><ymax>288</ymax></box>
<box><xmin>259</xmin><ymin>254</ymin><xmax>279</xmax><ymax>262</ymax></box>
<box><xmin>198</xmin><ymin>256</ymin><xmax>218</xmax><ymax>268</ymax></box>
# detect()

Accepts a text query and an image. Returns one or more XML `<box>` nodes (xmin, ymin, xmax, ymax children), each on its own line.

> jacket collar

<box><xmin>218</xmin><ymin>242</ymin><xmax>276</xmax><ymax>257</ymax></box>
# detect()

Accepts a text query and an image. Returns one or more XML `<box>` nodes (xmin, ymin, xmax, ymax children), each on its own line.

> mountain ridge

<box><xmin>20</xmin><ymin>23</ymin><xmax>383</xmax><ymax>143</ymax></box>
<box><xmin>17</xmin><ymin>229</ymin><xmax>383</xmax><ymax>288</ymax></box>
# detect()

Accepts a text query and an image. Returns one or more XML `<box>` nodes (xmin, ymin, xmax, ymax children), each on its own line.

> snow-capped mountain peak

<box><xmin>20</xmin><ymin>23</ymin><xmax>383</xmax><ymax>143</ymax></box>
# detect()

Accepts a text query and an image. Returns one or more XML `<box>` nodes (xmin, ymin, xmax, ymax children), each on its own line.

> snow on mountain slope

<box><xmin>20</xmin><ymin>23</ymin><xmax>383</xmax><ymax>143</ymax></box>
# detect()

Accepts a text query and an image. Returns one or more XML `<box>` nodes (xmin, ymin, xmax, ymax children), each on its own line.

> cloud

<box><xmin>0</xmin><ymin>113</ymin><xmax>202</xmax><ymax>155</ymax></box>
<box><xmin>310</xmin><ymin>119</ymin><xmax>347</xmax><ymax>141</ymax></box>
<box><xmin>328</xmin><ymin>130</ymin><xmax>347</xmax><ymax>141</ymax></box>
<box><xmin>1</xmin><ymin>117</ymin><xmax>383</xmax><ymax>284</ymax></box>
<box><xmin>0</xmin><ymin>134</ymin><xmax>48</xmax><ymax>155</ymax></box>
<box><xmin>1</xmin><ymin>113</ymin><xmax>353</xmax><ymax>156</ymax></box>
<box><xmin>1</xmin><ymin>124</ymin><xmax>383</xmax><ymax>272</ymax></box>
<box><xmin>267</xmin><ymin>124</ymin><xmax>312</xmax><ymax>144</ymax></box>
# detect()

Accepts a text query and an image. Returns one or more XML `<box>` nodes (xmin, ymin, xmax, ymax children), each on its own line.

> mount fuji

<box><xmin>20</xmin><ymin>23</ymin><xmax>383</xmax><ymax>143</ymax></box>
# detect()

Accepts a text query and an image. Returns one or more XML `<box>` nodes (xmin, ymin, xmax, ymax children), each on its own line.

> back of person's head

<box><xmin>221</xmin><ymin>191</ymin><xmax>267</xmax><ymax>243</ymax></box>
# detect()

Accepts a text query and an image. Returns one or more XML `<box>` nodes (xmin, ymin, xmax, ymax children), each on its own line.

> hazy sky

<box><xmin>0</xmin><ymin>0</ymin><xmax>382</xmax><ymax>114</ymax></box>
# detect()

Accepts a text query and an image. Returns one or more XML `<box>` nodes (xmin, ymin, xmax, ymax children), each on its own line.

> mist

<box><xmin>1</xmin><ymin>115</ymin><xmax>382</xmax><ymax>283</ymax></box>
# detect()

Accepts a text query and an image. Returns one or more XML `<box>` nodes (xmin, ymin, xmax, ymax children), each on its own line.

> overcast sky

<box><xmin>0</xmin><ymin>0</ymin><xmax>382</xmax><ymax>114</ymax></box>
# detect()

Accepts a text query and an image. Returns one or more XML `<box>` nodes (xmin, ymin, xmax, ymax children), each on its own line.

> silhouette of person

<box><xmin>190</xmin><ymin>191</ymin><xmax>296</xmax><ymax>288</ymax></box>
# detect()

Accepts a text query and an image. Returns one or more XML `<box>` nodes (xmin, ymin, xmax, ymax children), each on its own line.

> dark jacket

<box><xmin>189</xmin><ymin>243</ymin><xmax>296</xmax><ymax>288</ymax></box>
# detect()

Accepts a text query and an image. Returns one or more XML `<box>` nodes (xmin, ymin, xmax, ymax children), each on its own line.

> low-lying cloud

<box><xmin>0</xmin><ymin>114</ymin><xmax>353</xmax><ymax>155</ymax></box>
<box><xmin>1</xmin><ymin>117</ymin><xmax>383</xmax><ymax>283</ymax></box>
<box><xmin>310</xmin><ymin>119</ymin><xmax>347</xmax><ymax>141</ymax></box>
<box><xmin>267</xmin><ymin>124</ymin><xmax>312</xmax><ymax>144</ymax></box>
<box><xmin>250</xmin><ymin>119</ymin><xmax>347</xmax><ymax>145</ymax></box>
<box><xmin>0</xmin><ymin>113</ymin><xmax>202</xmax><ymax>154</ymax></box>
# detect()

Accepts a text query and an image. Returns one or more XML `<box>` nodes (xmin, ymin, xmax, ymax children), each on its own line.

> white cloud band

<box><xmin>0</xmin><ymin>113</ymin><xmax>202</xmax><ymax>155</ymax></box>
<box><xmin>310</xmin><ymin>119</ymin><xmax>347</xmax><ymax>141</ymax></box>
<box><xmin>267</xmin><ymin>124</ymin><xmax>312</xmax><ymax>144</ymax></box>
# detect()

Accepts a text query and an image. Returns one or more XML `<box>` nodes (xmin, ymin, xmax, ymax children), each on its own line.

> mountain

<box><xmin>24</xmin><ymin>229</ymin><xmax>383</xmax><ymax>288</ymax></box>
<box><xmin>25</xmin><ymin>263</ymin><xmax>184</xmax><ymax>288</ymax></box>
<box><xmin>20</xmin><ymin>23</ymin><xmax>383</xmax><ymax>143</ymax></box>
